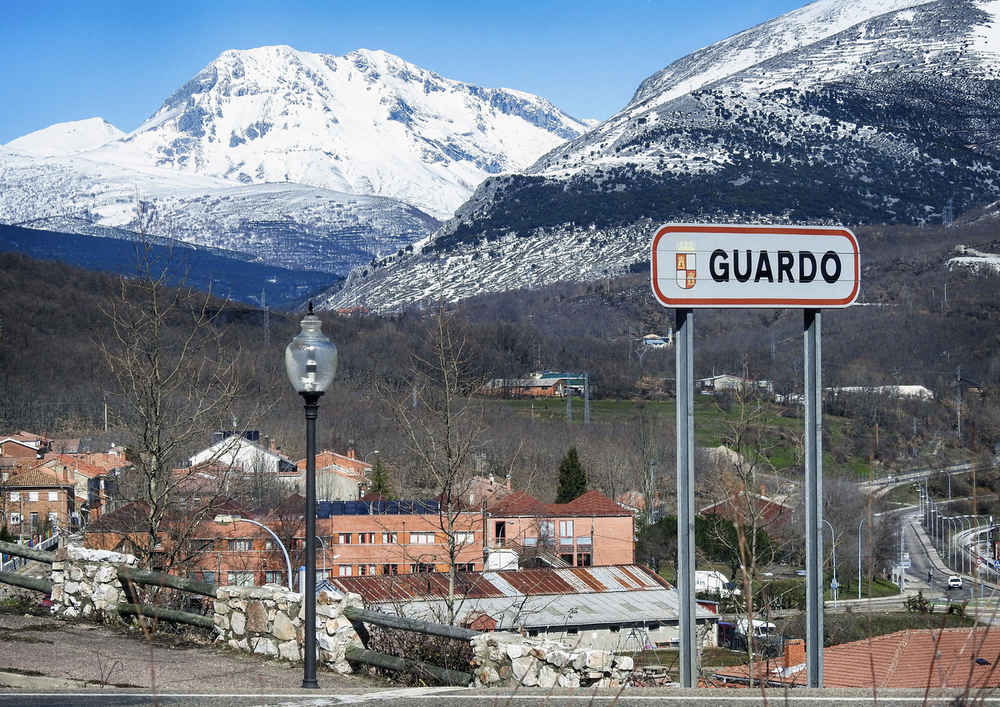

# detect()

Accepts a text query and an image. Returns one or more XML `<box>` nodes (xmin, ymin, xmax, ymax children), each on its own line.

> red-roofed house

<box><xmin>41</xmin><ymin>454</ymin><xmax>117</xmax><ymax>523</ymax></box>
<box><xmin>486</xmin><ymin>489</ymin><xmax>634</xmax><ymax>569</ymax></box>
<box><xmin>0</xmin><ymin>463</ymin><xmax>76</xmax><ymax>534</ymax></box>
<box><xmin>714</xmin><ymin>628</ymin><xmax>1000</xmax><ymax>689</ymax></box>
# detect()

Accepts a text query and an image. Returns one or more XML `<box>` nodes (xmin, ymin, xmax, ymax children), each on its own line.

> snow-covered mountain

<box><xmin>0</xmin><ymin>146</ymin><xmax>434</xmax><ymax>275</ymax></box>
<box><xmin>1</xmin><ymin>46</ymin><xmax>590</xmax><ymax>280</ymax></box>
<box><xmin>323</xmin><ymin>0</ymin><xmax>1000</xmax><ymax>312</ymax></box>
<box><xmin>7</xmin><ymin>118</ymin><xmax>124</xmax><ymax>157</ymax></box>
<box><xmin>78</xmin><ymin>46</ymin><xmax>592</xmax><ymax>220</ymax></box>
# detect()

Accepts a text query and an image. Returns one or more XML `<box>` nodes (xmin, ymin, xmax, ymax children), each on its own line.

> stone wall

<box><xmin>45</xmin><ymin>544</ymin><xmax>633</xmax><ymax>686</ymax></box>
<box><xmin>214</xmin><ymin>585</ymin><xmax>363</xmax><ymax>674</ymax></box>
<box><xmin>49</xmin><ymin>545</ymin><xmax>137</xmax><ymax>620</ymax></box>
<box><xmin>470</xmin><ymin>632</ymin><xmax>633</xmax><ymax>688</ymax></box>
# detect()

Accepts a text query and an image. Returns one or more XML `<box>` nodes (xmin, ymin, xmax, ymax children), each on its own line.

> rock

<box><xmin>245</xmin><ymin>601</ymin><xmax>269</xmax><ymax>633</ymax></box>
<box><xmin>231</xmin><ymin>611</ymin><xmax>246</xmax><ymax>636</ymax></box>
<box><xmin>278</xmin><ymin>640</ymin><xmax>300</xmax><ymax>661</ymax></box>
<box><xmin>538</xmin><ymin>664</ymin><xmax>559</xmax><ymax>688</ymax></box>
<box><xmin>253</xmin><ymin>638</ymin><xmax>278</xmax><ymax>656</ymax></box>
<box><xmin>272</xmin><ymin>612</ymin><xmax>296</xmax><ymax>641</ymax></box>
<box><xmin>512</xmin><ymin>656</ymin><xmax>539</xmax><ymax>686</ymax></box>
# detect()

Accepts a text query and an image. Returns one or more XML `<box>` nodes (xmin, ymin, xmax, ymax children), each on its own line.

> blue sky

<box><xmin>0</xmin><ymin>0</ymin><xmax>807</xmax><ymax>145</ymax></box>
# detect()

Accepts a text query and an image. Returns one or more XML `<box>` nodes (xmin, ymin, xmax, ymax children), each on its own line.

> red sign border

<box><xmin>650</xmin><ymin>223</ymin><xmax>860</xmax><ymax>308</ymax></box>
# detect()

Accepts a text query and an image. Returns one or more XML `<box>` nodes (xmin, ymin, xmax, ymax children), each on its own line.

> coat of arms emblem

<box><xmin>676</xmin><ymin>252</ymin><xmax>696</xmax><ymax>289</ymax></box>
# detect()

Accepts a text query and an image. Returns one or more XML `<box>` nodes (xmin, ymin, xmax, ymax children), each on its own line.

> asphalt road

<box><xmin>3</xmin><ymin>687</ymin><xmax>1000</xmax><ymax>706</ymax></box>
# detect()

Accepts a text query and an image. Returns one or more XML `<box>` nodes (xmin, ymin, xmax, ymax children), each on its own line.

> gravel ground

<box><xmin>0</xmin><ymin>608</ymin><xmax>375</xmax><ymax>694</ymax></box>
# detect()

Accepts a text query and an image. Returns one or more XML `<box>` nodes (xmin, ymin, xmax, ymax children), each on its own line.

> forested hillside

<box><xmin>2</xmin><ymin>216</ymin><xmax>1000</xmax><ymax>504</ymax></box>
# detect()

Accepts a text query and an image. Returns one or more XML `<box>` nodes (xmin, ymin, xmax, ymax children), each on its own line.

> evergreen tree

<box><xmin>555</xmin><ymin>446</ymin><xmax>587</xmax><ymax>503</ymax></box>
<box><xmin>367</xmin><ymin>456</ymin><xmax>397</xmax><ymax>500</ymax></box>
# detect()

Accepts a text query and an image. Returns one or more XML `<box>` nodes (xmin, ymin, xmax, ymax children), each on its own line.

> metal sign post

<box><xmin>804</xmin><ymin>309</ymin><xmax>823</xmax><ymax>687</ymax></box>
<box><xmin>651</xmin><ymin>224</ymin><xmax>860</xmax><ymax>689</ymax></box>
<box><xmin>676</xmin><ymin>308</ymin><xmax>695</xmax><ymax>686</ymax></box>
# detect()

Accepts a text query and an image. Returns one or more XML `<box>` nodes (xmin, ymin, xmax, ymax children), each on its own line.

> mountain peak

<box><xmin>78</xmin><ymin>45</ymin><xmax>590</xmax><ymax>218</ymax></box>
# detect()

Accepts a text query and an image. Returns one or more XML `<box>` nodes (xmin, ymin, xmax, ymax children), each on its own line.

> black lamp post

<box><xmin>285</xmin><ymin>302</ymin><xmax>337</xmax><ymax>689</ymax></box>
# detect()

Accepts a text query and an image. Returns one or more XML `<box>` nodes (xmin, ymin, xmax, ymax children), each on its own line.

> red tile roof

<box><xmin>3</xmin><ymin>465</ymin><xmax>73</xmax><ymax>488</ymax></box>
<box><xmin>488</xmin><ymin>489</ymin><xmax>631</xmax><ymax>518</ymax></box>
<box><xmin>45</xmin><ymin>454</ymin><xmax>106</xmax><ymax>479</ymax></box>
<box><xmin>715</xmin><ymin>628</ymin><xmax>1000</xmax><ymax>689</ymax></box>
<box><xmin>556</xmin><ymin>490</ymin><xmax>632</xmax><ymax>517</ymax></box>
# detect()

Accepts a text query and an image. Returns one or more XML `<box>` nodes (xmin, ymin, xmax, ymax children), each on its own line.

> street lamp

<box><xmin>857</xmin><ymin>513</ymin><xmax>883</xmax><ymax>600</ymax></box>
<box><xmin>214</xmin><ymin>515</ymin><xmax>293</xmax><ymax>591</ymax></box>
<box><xmin>822</xmin><ymin>519</ymin><xmax>837</xmax><ymax>607</ymax></box>
<box><xmin>285</xmin><ymin>302</ymin><xmax>337</xmax><ymax>690</ymax></box>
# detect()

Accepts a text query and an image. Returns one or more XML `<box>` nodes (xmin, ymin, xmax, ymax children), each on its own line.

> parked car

<box><xmin>947</xmin><ymin>575</ymin><xmax>963</xmax><ymax>589</ymax></box>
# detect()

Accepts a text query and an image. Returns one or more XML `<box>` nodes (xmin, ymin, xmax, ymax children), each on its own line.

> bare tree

<box><xmin>99</xmin><ymin>200</ymin><xmax>269</xmax><ymax>571</ymax></box>
<box><xmin>383</xmin><ymin>305</ymin><xmax>488</xmax><ymax>624</ymax></box>
<box><xmin>702</xmin><ymin>383</ymin><xmax>796</xmax><ymax>686</ymax></box>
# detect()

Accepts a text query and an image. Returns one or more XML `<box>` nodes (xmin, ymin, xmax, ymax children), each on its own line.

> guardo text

<box><xmin>708</xmin><ymin>250</ymin><xmax>842</xmax><ymax>284</ymax></box>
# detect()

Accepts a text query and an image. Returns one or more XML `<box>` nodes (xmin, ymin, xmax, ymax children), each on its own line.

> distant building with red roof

<box><xmin>486</xmin><ymin>489</ymin><xmax>634</xmax><ymax>569</ymax></box>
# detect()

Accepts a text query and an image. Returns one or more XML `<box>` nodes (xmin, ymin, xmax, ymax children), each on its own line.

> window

<box><xmin>201</xmin><ymin>571</ymin><xmax>216</xmax><ymax>585</ymax></box>
<box><xmin>359</xmin><ymin>532</ymin><xmax>375</xmax><ymax>544</ymax></box>
<box><xmin>539</xmin><ymin>521</ymin><xmax>554</xmax><ymax>542</ymax></box>
<box><xmin>228</xmin><ymin>539</ymin><xmax>253</xmax><ymax>551</ymax></box>
<box><xmin>8</xmin><ymin>491</ymin><xmax>18</xmax><ymax>503</ymax></box>
<box><xmin>410</xmin><ymin>563</ymin><xmax>435</xmax><ymax>573</ymax></box>
<box><xmin>381</xmin><ymin>564</ymin><xmax>398</xmax><ymax>575</ymax></box>
<box><xmin>338</xmin><ymin>564</ymin><xmax>352</xmax><ymax>577</ymax></box>
<box><xmin>559</xmin><ymin>520</ymin><xmax>574</xmax><ymax>545</ymax></box>
<box><xmin>264</xmin><ymin>571</ymin><xmax>283</xmax><ymax>585</ymax></box>
<box><xmin>227</xmin><ymin>571</ymin><xmax>254</xmax><ymax>586</ymax></box>
<box><xmin>522</xmin><ymin>537</ymin><xmax>538</xmax><ymax>546</ymax></box>
<box><xmin>189</xmin><ymin>539</ymin><xmax>213</xmax><ymax>552</ymax></box>
<box><xmin>453</xmin><ymin>531</ymin><xmax>475</xmax><ymax>545</ymax></box>
<box><xmin>577</xmin><ymin>552</ymin><xmax>592</xmax><ymax>567</ymax></box>
<box><xmin>338</xmin><ymin>533</ymin><xmax>352</xmax><ymax>544</ymax></box>
<box><xmin>576</xmin><ymin>536</ymin><xmax>592</xmax><ymax>546</ymax></box>
<box><xmin>410</xmin><ymin>532</ymin><xmax>434</xmax><ymax>544</ymax></box>
<box><xmin>47</xmin><ymin>491</ymin><xmax>58</xmax><ymax>502</ymax></box>
<box><xmin>359</xmin><ymin>564</ymin><xmax>375</xmax><ymax>576</ymax></box>
<box><xmin>457</xmin><ymin>563</ymin><xmax>476</xmax><ymax>572</ymax></box>
<box><xmin>381</xmin><ymin>532</ymin><xmax>397</xmax><ymax>544</ymax></box>
<box><xmin>560</xmin><ymin>553</ymin><xmax>575</xmax><ymax>566</ymax></box>
<box><xmin>28</xmin><ymin>491</ymin><xmax>38</xmax><ymax>502</ymax></box>
<box><xmin>47</xmin><ymin>512</ymin><xmax>59</xmax><ymax>525</ymax></box>
<box><xmin>29</xmin><ymin>512</ymin><xmax>38</xmax><ymax>529</ymax></box>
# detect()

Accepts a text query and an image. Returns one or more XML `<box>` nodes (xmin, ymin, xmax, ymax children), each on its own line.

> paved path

<box><xmin>0</xmin><ymin>610</ymin><xmax>373</xmax><ymax>695</ymax></box>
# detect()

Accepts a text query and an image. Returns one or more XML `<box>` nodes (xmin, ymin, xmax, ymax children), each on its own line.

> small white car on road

<box><xmin>947</xmin><ymin>575</ymin><xmax>963</xmax><ymax>589</ymax></box>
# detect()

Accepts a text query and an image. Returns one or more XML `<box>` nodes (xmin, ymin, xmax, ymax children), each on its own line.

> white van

<box><xmin>695</xmin><ymin>570</ymin><xmax>741</xmax><ymax>597</ymax></box>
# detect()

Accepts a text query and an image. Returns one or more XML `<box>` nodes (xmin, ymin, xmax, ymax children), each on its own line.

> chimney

<box><xmin>784</xmin><ymin>639</ymin><xmax>806</xmax><ymax>668</ymax></box>
<box><xmin>760</xmin><ymin>483</ymin><xmax>767</xmax><ymax>497</ymax></box>
<box><xmin>347</xmin><ymin>449</ymin><xmax>355</xmax><ymax>459</ymax></box>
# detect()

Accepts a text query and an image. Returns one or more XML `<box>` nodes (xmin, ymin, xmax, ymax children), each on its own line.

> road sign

<box><xmin>977</xmin><ymin>557</ymin><xmax>984</xmax><ymax>566</ymax></box>
<box><xmin>650</xmin><ymin>224</ymin><xmax>861</xmax><ymax>308</ymax></box>
<box><xmin>993</xmin><ymin>559</ymin><xmax>1000</xmax><ymax>570</ymax></box>
<box><xmin>831</xmin><ymin>579</ymin><xmax>839</xmax><ymax>590</ymax></box>
<box><xmin>902</xmin><ymin>553</ymin><xmax>911</xmax><ymax>568</ymax></box>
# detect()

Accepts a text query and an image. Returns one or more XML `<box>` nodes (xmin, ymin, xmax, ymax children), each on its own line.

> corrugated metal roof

<box><xmin>331</xmin><ymin>565</ymin><xmax>714</xmax><ymax>630</ymax></box>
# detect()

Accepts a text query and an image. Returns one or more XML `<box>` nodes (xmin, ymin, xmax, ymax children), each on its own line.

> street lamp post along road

<box><xmin>285</xmin><ymin>302</ymin><xmax>337</xmax><ymax>690</ymax></box>
<box><xmin>857</xmin><ymin>513</ymin><xmax>882</xmax><ymax>600</ymax></box>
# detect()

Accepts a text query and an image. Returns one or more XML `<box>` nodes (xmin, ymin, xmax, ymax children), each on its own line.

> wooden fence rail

<box><xmin>344</xmin><ymin>645</ymin><xmax>473</xmax><ymax>687</ymax></box>
<box><xmin>0</xmin><ymin>539</ymin><xmax>56</xmax><ymax>564</ymax></box>
<box><xmin>341</xmin><ymin>605</ymin><xmax>480</xmax><ymax>686</ymax></box>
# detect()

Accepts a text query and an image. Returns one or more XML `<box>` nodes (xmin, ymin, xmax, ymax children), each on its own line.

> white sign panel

<box><xmin>651</xmin><ymin>224</ymin><xmax>860</xmax><ymax>308</ymax></box>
